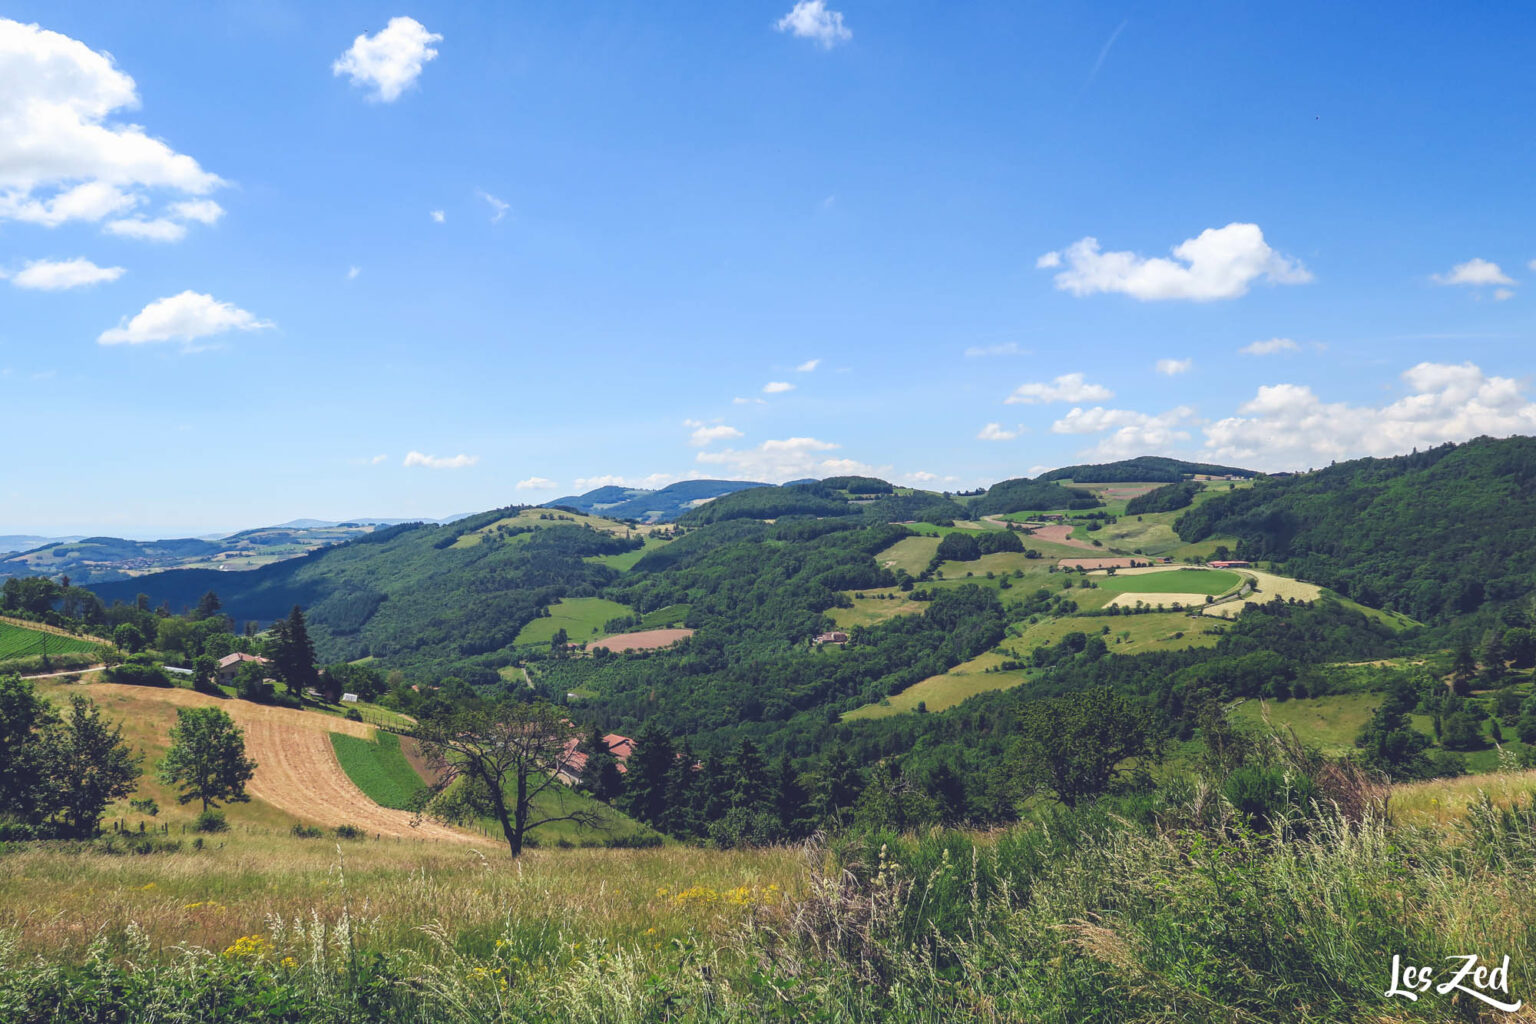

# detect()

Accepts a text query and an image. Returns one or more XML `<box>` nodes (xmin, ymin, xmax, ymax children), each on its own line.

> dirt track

<box><xmin>77</xmin><ymin>683</ymin><xmax>485</xmax><ymax>844</ymax></box>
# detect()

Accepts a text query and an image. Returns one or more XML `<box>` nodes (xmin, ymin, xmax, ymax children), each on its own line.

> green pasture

<box><xmin>514</xmin><ymin>597</ymin><xmax>635</xmax><ymax>646</ymax></box>
<box><xmin>1094</xmin><ymin>568</ymin><xmax>1241</xmax><ymax>596</ymax></box>
<box><xmin>330</xmin><ymin>731</ymin><xmax>427</xmax><ymax>810</ymax></box>
<box><xmin>844</xmin><ymin>649</ymin><xmax>1028</xmax><ymax>720</ymax></box>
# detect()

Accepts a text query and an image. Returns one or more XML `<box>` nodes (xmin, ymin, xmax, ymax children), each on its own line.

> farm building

<box><xmin>215</xmin><ymin>651</ymin><xmax>270</xmax><ymax>685</ymax></box>
<box><xmin>813</xmin><ymin>630</ymin><xmax>849</xmax><ymax>645</ymax></box>
<box><xmin>556</xmin><ymin>732</ymin><xmax>636</xmax><ymax>786</ymax></box>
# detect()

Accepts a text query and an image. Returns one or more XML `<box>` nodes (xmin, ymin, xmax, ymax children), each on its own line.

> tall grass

<box><xmin>5</xmin><ymin>793</ymin><xmax>1536</xmax><ymax>1021</ymax></box>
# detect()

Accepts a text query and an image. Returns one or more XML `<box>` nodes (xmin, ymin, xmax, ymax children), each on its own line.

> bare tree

<box><xmin>413</xmin><ymin>700</ymin><xmax>605</xmax><ymax>856</ymax></box>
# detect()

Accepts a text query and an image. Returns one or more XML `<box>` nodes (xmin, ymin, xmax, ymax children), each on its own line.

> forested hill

<box><xmin>91</xmin><ymin>508</ymin><xmax>637</xmax><ymax>677</ymax></box>
<box><xmin>1175</xmin><ymin>435</ymin><xmax>1536</xmax><ymax>623</ymax></box>
<box><xmin>1036</xmin><ymin>456</ymin><xmax>1256</xmax><ymax>484</ymax></box>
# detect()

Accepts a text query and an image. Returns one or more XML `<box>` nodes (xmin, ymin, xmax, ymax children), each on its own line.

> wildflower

<box><xmin>222</xmin><ymin>934</ymin><xmax>269</xmax><ymax>961</ymax></box>
<box><xmin>279</xmin><ymin>957</ymin><xmax>298</xmax><ymax>969</ymax></box>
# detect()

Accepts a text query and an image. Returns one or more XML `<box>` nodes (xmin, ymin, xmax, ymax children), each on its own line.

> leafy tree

<box><xmin>1009</xmin><ymin>688</ymin><xmax>1158</xmax><ymax>807</ymax></box>
<box><xmin>112</xmin><ymin>623</ymin><xmax>146</xmax><ymax>654</ymax></box>
<box><xmin>233</xmin><ymin>660</ymin><xmax>271</xmax><ymax>702</ymax></box>
<box><xmin>415</xmin><ymin>700</ymin><xmax>606</xmax><ymax>857</ymax></box>
<box><xmin>0</xmin><ymin>674</ymin><xmax>57</xmax><ymax>824</ymax></box>
<box><xmin>1440</xmin><ymin>711</ymin><xmax>1485</xmax><ymax>751</ymax></box>
<box><xmin>192</xmin><ymin>655</ymin><xmax>219</xmax><ymax>693</ymax></box>
<box><xmin>1356</xmin><ymin>681</ymin><xmax>1435</xmax><ymax>779</ymax></box>
<box><xmin>42</xmin><ymin>696</ymin><xmax>141</xmax><ymax>837</ymax></box>
<box><xmin>158</xmin><ymin>707</ymin><xmax>257</xmax><ymax>812</ymax></box>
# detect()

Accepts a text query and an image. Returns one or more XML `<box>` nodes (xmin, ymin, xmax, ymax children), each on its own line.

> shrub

<box><xmin>290</xmin><ymin>824</ymin><xmax>323</xmax><ymax>838</ymax></box>
<box><xmin>107</xmin><ymin>661</ymin><xmax>172</xmax><ymax>687</ymax></box>
<box><xmin>333</xmin><ymin>824</ymin><xmax>365</xmax><ymax>840</ymax></box>
<box><xmin>345</xmin><ymin>708</ymin><xmax>363</xmax><ymax>722</ymax></box>
<box><xmin>193</xmin><ymin>810</ymin><xmax>229</xmax><ymax>833</ymax></box>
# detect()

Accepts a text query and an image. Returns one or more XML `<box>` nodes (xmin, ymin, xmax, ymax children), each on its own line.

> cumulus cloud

<box><xmin>573</xmin><ymin>472</ymin><xmax>680</xmax><ymax>491</ymax></box>
<box><xmin>977</xmin><ymin>422</ymin><xmax>1021</xmax><ymax>441</ymax></box>
<box><xmin>1241</xmin><ymin>337</ymin><xmax>1299</xmax><ymax>356</ymax></box>
<box><xmin>104</xmin><ymin>217</ymin><xmax>187</xmax><ymax>242</ymax></box>
<box><xmin>98</xmin><ymin>291</ymin><xmax>272</xmax><ymax>347</ymax></box>
<box><xmin>1203</xmin><ymin>361</ymin><xmax>1536</xmax><ymax>469</ymax></box>
<box><xmin>1039</xmin><ymin>223</ymin><xmax>1311</xmax><ymax>301</ymax></box>
<box><xmin>369</xmin><ymin>454</ymin><xmax>388</xmax><ymax>465</ymax></box>
<box><xmin>686</xmin><ymin>422</ymin><xmax>744</xmax><ymax>446</ymax></box>
<box><xmin>0</xmin><ymin>18</ymin><xmax>222</xmax><ymax>234</ymax></box>
<box><xmin>1005</xmin><ymin>372</ymin><xmax>1113</xmax><ymax>405</ymax></box>
<box><xmin>795</xmin><ymin>358</ymin><xmax>821</xmax><ymax>372</ymax></box>
<box><xmin>964</xmin><ymin>341</ymin><xmax>1027</xmax><ymax>357</ymax></box>
<box><xmin>347</xmin><ymin>266</ymin><xmax>361</xmax><ymax>280</ymax></box>
<box><xmin>403</xmin><ymin>451</ymin><xmax>478</xmax><ymax>469</ymax></box>
<box><xmin>1052</xmin><ymin>405</ymin><xmax>1197</xmax><ymax>459</ymax></box>
<box><xmin>1433</xmin><ymin>258</ymin><xmax>1513</xmax><ymax>288</ymax></box>
<box><xmin>333</xmin><ymin>16</ymin><xmax>441</xmax><ymax>102</ymax></box>
<box><xmin>763</xmin><ymin>381</ymin><xmax>795</xmax><ymax>394</ymax></box>
<box><xmin>479</xmin><ymin>190</ymin><xmax>509</xmax><ymax>223</ymax></box>
<box><xmin>1156</xmin><ymin>357</ymin><xmax>1192</xmax><ymax>376</ymax></box>
<box><xmin>733</xmin><ymin>396</ymin><xmax>768</xmax><ymax>405</ymax></box>
<box><xmin>430</xmin><ymin>209</ymin><xmax>445</xmax><ymax>223</ymax></box>
<box><xmin>516</xmin><ymin>476</ymin><xmax>557</xmax><ymax>490</ymax></box>
<box><xmin>8</xmin><ymin>257</ymin><xmax>123</xmax><ymax>290</ymax></box>
<box><xmin>1495</xmin><ymin>288</ymin><xmax>1515</xmax><ymax>302</ymax></box>
<box><xmin>775</xmin><ymin>1</ymin><xmax>852</xmax><ymax>48</ymax></box>
<box><xmin>696</xmin><ymin>436</ymin><xmax>880</xmax><ymax>482</ymax></box>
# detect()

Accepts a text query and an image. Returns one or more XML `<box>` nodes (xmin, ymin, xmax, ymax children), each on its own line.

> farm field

<box><xmin>588</xmin><ymin>627</ymin><xmax>693</xmax><ymax>653</ymax></box>
<box><xmin>638</xmin><ymin>602</ymin><xmax>690</xmax><ymax>628</ymax></box>
<box><xmin>453</xmin><ymin>508</ymin><xmax>663</xmax><ymax>549</ymax></box>
<box><xmin>513</xmin><ymin>597</ymin><xmax>634</xmax><ymax>646</ymax></box>
<box><xmin>1229</xmin><ymin>693</ymin><xmax>1389</xmax><ymax>755</ymax></box>
<box><xmin>330</xmin><ymin>731</ymin><xmax>427</xmax><ymax>810</ymax></box>
<box><xmin>1094</xmin><ymin>568</ymin><xmax>1242</xmax><ymax>595</ymax></box>
<box><xmin>0</xmin><ymin>620</ymin><xmax>100</xmax><ymax>659</ymax></box>
<box><xmin>585</xmin><ymin>535</ymin><xmax>671</xmax><ymax>571</ymax></box>
<box><xmin>844</xmin><ymin>649</ymin><xmax>1027</xmax><ymax>720</ymax></box>
<box><xmin>876</xmin><ymin>535</ymin><xmax>940</xmax><ymax>574</ymax></box>
<box><xmin>1009</xmin><ymin>612</ymin><xmax>1224</xmax><ymax>654</ymax></box>
<box><xmin>828</xmin><ymin>589</ymin><xmax>925</xmax><ymax>629</ymax></box>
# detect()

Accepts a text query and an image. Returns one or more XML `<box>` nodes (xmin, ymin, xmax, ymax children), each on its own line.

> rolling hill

<box><xmin>544</xmin><ymin>479</ymin><xmax>766</xmax><ymax>521</ymax></box>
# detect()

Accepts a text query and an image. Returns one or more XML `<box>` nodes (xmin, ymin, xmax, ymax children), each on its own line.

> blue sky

<box><xmin>4</xmin><ymin>1</ymin><xmax>1536</xmax><ymax>536</ymax></box>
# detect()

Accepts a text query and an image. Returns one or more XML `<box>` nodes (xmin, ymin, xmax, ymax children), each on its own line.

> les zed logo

<box><xmin>1385</xmin><ymin>954</ymin><xmax>1523</xmax><ymax>1012</ymax></box>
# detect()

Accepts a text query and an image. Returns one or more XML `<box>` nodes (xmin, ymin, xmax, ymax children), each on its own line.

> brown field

<box><xmin>1056</xmin><ymin>557</ymin><xmax>1148</xmax><ymax>570</ymax></box>
<box><xmin>1030</xmin><ymin>524</ymin><xmax>1098</xmax><ymax>550</ymax></box>
<box><xmin>45</xmin><ymin>680</ymin><xmax>482</xmax><ymax>844</ymax></box>
<box><xmin>588</xmin><ymin>627</ymin><xmax>694</xmax><ymax>653</ymax></box>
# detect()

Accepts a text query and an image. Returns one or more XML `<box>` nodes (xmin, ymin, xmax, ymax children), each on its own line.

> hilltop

<box><xmin>544</xmin><ymin>479</ymin><xmax>767</xmax><ymax>521</ymax></box>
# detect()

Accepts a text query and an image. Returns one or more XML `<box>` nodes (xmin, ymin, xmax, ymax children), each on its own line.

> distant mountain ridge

<box><xmin>544</xmin><ymin>479</ymin><xmax>768</xmax><ymax>521</ymax></box>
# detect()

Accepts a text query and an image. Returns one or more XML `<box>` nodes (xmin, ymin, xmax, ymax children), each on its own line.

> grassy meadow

<box><xmin>514</xmin><ymin>597</ymin><xmax>635</xmax><ymax>646</ymax></box>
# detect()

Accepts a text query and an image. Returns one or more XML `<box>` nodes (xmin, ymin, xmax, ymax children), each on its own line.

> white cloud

<box><xmin>333</xmin><ymin>17</ymin><xmax>441</xmax><ymax>102</ymax></box>
<box><xmin>1156</xmin><ymin>357</ymin><xmax>1192</xmax><ymax>376</ymax></box>
<box><xmin>1495</xmin><ymin>288</ymin><xmax>1515</xmax><ymax>302</ymax></box>
<box><xmin>98</xmin><ymin>291</ymin><xmax>272</xmax><ymax>347</ymax></box>
<box><xmin>696</xmin><ymin>436</ymin><xmax>880</xmax><ymax>482</ymax></box>
<box><xmin>573</xmin><ymin>472</ymin><xmax>680</xmax><ymax>491</ymax></box>
<box><xmin>1005</xmin><ymin>372</ymin><xmax>1113</xmax><ymax>405</ymax></box>
<box><xmin>1039</xmin><ymin>223</ymin><xmax>1311</xmax><ymax>301</ymax></box>
<box><xmin>976</xmin><ymin>422</ymin><xmax>1022</xmax><ymax>441</ymax></box>
<box><xmin>1052</xmin><ymin>405</ymin><xmax>1197</xmax><ymax>459</ymax></box>
<box><xmin>1240</xmin><ymin>337</ymin><xmax>1299</xmax><ymax>356</ymax></box>
<box><xmin>795</xmin><ymin>358</ymin><xmax>821</xmax><ymax>372</ymax></box>
<box><xmin>688</xmin><ymin>423</ymin><xmax>744</xmax><ymax>446</ymax></box>
<box><xmin>763</xmin><ymin>381</ymin><xmax>795</xmax><ymax>394</ymax></box>
<box><xmin>369</xmin><ymin>454</ymin><xmax>388</xmax><ymax>465</ymax></box>
<box><xmin>8</xmin><ymin>257</ymin><xmax>123</xmax><ymax>290</ymax></box>
<box><xmin>733</xmin><ymin>396</ymin><xmax>768</xmax><ymax>405</ymax></box>
<box><xmin>1034</xmin><ymin>251</ymin><xmax>1062</xmax><ymax>269</ymax></box>
<box><xmin>516</xmin><ymin>476</ymin><xmax>557</xmax><ymax>490</ymax></box>
<box><xmin>0</xmin><ymin>19</ymin><xmax>223</xmax><ymax>234</ymax></box>
<box><xmin>479</xmin><ymin>190</ymin><xmax>509</xmax><ymax>223</ymax></box>
<box><xmin>403</xmin><ymin>451</ymin><xmax>478</xmax><ymax>470</ymax></box>
<box><xmin>430</xmin><ymin>209</ymin><xmax>445</xmax><ymax>223</ymax></box>
<box><xmin>104</xmin><ymin>217</ymin><xmax>186</xmax><ymax>242</ymax></box>
<box><xmin>775</xmin><ymin>1</ymin><xmax>852</xmax><ymax>48</ymax></box>
<box><xmin>964</xmin><ymin>341</ymin><xmax>1027</xmax><ymax>357</ymax></box>
<box><xmin>1433</xmin><ymin>258</ymin><xmax>1513</xmax><ymax>287</ymax></box>
<box><xmin>347</xmin><ymin>266</ymin><xmax>361</xmax><ymax>280</ymax></box>
<box><xmin>906</xmin><ymin>471</ymin><xmax>939</xmax><ymax>483</ymax></box>
<box><xmin>168</xmin><ymin>199</ymin><xmax>223</xmax><ymax>224</ymax></box>
<box><xmin>1203</xmin><ymin>361</ymin><xmax>1536</xmax><ymax>469</ymax></box>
